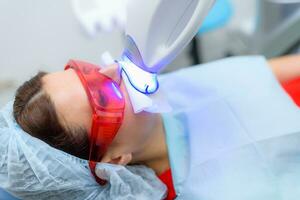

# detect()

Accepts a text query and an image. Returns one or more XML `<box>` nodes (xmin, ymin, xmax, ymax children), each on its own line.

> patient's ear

<box><xmin>101</xmin><ymin>153</ymin><xmax>132</xmax><ymax>166</ymax></box>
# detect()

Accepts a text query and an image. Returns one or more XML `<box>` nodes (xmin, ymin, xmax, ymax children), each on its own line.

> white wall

<box><xmin>0</xmin><ymin>0</ymin><xmax>194</xmax><ymax>107</ymax></box>
<box><xmin>0</xmin><ymin>0</ymin><xmax>124</xmax><ymax>106</ymax></box>
<box><xmin>0</xmin><ymin>0</ymin><xmax>256</xmax><ymax>107</ymax></box>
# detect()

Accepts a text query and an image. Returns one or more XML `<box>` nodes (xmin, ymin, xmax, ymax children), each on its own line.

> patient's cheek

<box><xmin>120</xmin><ymin>80</ymin><xmax>133</xmax><ymax>113</ymax></box>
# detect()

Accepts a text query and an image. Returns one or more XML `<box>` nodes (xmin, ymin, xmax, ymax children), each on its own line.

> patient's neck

<box><xmin>132</xmin><ymin>114</ymin><xmax>170</xmax><ymax>175</ymax></box>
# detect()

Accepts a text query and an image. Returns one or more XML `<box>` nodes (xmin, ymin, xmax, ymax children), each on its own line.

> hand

<box><xmin>269</xmin><ymin>54</ymin><xmax>300</xmax><ymax>83</ymax></box>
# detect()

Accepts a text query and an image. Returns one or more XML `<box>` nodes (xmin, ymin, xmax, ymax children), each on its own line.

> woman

<box><xmin>13</xmin><ymin>55</ymin><xmax>300</xmax><ymax>199</ymax></box>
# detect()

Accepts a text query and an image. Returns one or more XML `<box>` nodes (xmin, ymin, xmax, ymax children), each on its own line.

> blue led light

<box><xmin>119</xmin><ymin>57</ymin><xmax>159</xmax><ymax>95</ymax></box>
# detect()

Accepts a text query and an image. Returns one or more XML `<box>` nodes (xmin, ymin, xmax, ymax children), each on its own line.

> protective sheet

<box><xmin>0</xmin><ymin>102</ymin><xmax>166</xmax><ymax>200</ymax></box>
<box><xmin>161</xmin><ymin>56</ymin><xmax>300</xmax><ymax>200</ymax></box>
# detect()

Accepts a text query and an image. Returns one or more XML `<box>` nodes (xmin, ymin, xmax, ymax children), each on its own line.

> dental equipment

<box><xmin>120</xmin><ymin>0</ymin><xmax>215</xmax><ymax>95</ymax></box>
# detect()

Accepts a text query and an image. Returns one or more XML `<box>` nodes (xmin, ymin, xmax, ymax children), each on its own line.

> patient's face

<box><xmin>42</xmin><ymin>63</ymin><xmax>156</xmax><ymax>161</ymax></box>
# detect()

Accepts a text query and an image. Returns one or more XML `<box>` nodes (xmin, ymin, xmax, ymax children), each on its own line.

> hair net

<box><xmin>0</xmin><ymin>102</ymin><xmax>166</xmax><ymax>200</ymax></box>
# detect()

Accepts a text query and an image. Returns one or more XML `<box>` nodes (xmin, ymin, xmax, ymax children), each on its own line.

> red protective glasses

<box><xmin>65</xmin><ymin>60</ymin><xmax>125</xmax><ymax>185</ymax></box>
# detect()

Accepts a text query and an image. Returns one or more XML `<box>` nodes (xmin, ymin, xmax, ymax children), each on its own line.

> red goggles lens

<box><xmin>65</xmin><ymin>60</ymin><xmax>125</xmax><ymax>184</ymax></box>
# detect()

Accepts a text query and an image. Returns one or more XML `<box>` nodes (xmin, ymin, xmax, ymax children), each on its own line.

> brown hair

<box><xmin>13</xmin><ymin>72</ymin><xmax>89</xmax><ymax>160</ymax></box>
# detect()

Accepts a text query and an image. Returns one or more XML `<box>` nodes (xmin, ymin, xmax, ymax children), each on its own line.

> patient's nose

<box><xmin>99</xmin><ymin>64</ymin><xmax>121</xmax><ymax>84</ymax></box>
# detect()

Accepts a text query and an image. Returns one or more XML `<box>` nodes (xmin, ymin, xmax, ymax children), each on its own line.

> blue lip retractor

<box><xmin>118</xmin><ymin>56</ymin><xmax>159</xmax><ymax>95</ymax></box>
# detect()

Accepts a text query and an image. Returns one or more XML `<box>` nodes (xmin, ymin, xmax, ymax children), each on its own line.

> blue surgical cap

<box><xmin>0</xmin><ymin>102</ymin><xmax>166</xmax><ymax>200</ymax></box>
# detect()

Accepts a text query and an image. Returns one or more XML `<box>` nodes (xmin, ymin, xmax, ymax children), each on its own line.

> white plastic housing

<box><xmin>124</xmin><ymin>0</ymin><xmax>215</xmax><ymax>73</ymax></box>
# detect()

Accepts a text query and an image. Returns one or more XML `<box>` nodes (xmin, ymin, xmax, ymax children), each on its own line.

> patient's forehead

<box><xmin>42</xmin><ymin>70</ymin><xmax>92</xmax><ymax>131</ymax></box>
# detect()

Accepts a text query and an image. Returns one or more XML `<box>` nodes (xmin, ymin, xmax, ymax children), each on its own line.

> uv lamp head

<box><xmin>121</xmin><ymin>0</ymin><xmax>215</xmax><ymax>94</ymax></box>
<box><xmin>119</xmin><ymin>55</ymin><xmax>159</xmax><ymax>95</ymax></box>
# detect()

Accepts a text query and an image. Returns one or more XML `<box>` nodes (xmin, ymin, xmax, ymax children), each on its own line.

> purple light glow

<box><xmin>111</xmin><ymin>83</ymin><xmax>123</xmax><ymax>99</ymax></box>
